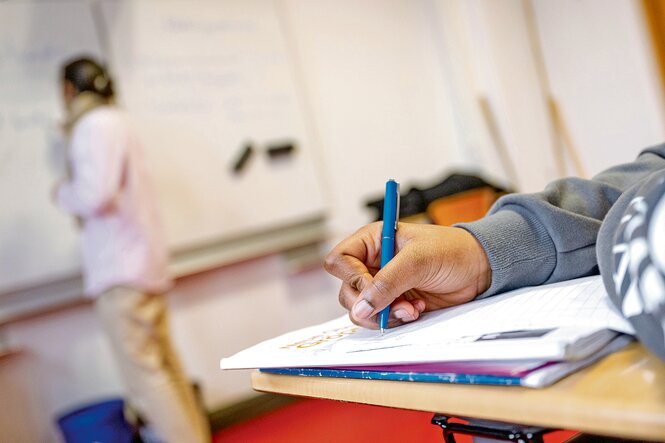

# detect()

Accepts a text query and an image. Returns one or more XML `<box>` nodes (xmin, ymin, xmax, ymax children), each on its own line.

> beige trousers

<box><xmin>96</xmin><ymin>287</ymin><xmax>211</xmax><ymax>443</ymax></box>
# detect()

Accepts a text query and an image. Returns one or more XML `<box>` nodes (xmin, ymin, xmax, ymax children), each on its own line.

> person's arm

<box><xmin>458</xmin><ymin>144</ymin><xmax>665</xmax><ymax>298</ymax></box>
<box><xmin>56</xmin><ymin>112</ymin><xmax>126</xmax><ymax>217</ymax></box>
<box><xmin>598</xmin><ymin>169</ymin><xmax>665</xmax><ymax>361</ymax></box>
<box><xmin>325</xmin><ymin>144</ymin><xmax>665</xmax><ymax>330</ymax></box>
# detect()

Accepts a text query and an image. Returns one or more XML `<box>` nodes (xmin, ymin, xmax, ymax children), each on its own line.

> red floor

<box><xmin>213</xmin><ymin>398</ymin><xmax>578</xmax><ymax>443</ymax></box>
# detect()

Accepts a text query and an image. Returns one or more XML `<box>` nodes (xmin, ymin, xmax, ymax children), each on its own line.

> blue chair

<box><xmin>56</xmin><ymin>398</ymin><xmax>136</xmax><ymax>443</ymax></box>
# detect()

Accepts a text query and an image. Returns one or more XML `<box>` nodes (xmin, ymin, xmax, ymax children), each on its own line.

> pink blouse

<box><xmin>57</xmin><ymin>106</ymin><xmax>173</xmax><ymax>297</ymax></box>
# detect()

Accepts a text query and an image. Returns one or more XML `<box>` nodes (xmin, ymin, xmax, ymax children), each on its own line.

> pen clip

<box><xmin>395</xmin><ymin>183</ymin><xmax>400</xmax><ymax>230</ymax></box>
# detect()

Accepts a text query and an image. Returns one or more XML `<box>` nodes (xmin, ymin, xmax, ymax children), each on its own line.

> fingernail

<box><xmin>352</xmin><ymin>299</ymin><xmax>374</xmax><ymax>319</ymax></box>
<box><xmin>393</xmin><ymin>309</ymin><xmax>413</xmax><ymax>322</ymax></box>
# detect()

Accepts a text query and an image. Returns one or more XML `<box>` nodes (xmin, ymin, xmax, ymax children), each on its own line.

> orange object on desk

<box><xmin>427</xmin><ymin>187</ymin><xmax>503</xmax><ymax>226</ymax></box>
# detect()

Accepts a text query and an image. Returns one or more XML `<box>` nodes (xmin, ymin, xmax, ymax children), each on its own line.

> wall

<box><xmin>1</xmin><ymin>0</ymin><xmax>664</xmax><ymax>441</ymax></box>
<box><xmin>282</xmin><ymin>0</ymin><xmax>468</xmax><ymax>232</ymax></box>
<box><xmin>2</xmin><ymin>255</ymin><xmax>344</xmax><ymax>442</ymax></box>
<box><xmin>432</xmin><ymin>0</ymin><xmax>665</xmax><ymax>192</ymax></box>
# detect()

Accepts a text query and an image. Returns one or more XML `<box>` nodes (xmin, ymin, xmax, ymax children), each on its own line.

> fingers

<box><xmin>352</xmin><ymin>247</ymin><xmax>420</xmax><ymax>318</ymax></box>
<box><xmin>390</xmin><ymin>298</ymin><xmax>424</xmax><ymax>323</ymax></box>
<box><xmin>339</xmin><ymin>280</ymin><xmax>425</xmax><ymax>329</ymax></box>
<box><xmin>343</xmin><ymin>277</ymin><xmax>428</xmax><ymax>330</ymax></box>
<box><xmin>327</xmin><ymin>223</ymin><xmax>426</xmax><ymax>329</ymax></box>
<box><xmin>338</xmin><ymin>281</ymin><xmax>381</xmax><ymax>329</ymax></box>
<box><xmin>338</xmin><ymin>282</ymin><xmax>365</xmax><ymax>312</ymax></box>
<box><xmin>325</xmin><ymin>224</ymin><xmax>381</xmax><ymax>328</ymax></box>
<box><xmin>324</xmin><ymin>223</ymin><xmax>382</xmax><ymax>283</ymax></box>
<box><xmin>346</xmin><ymin>295</ymin><xmax>426</xmax><ymax>329</ymax></box>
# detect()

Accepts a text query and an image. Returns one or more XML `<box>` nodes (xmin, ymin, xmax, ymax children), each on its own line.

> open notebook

<box><xmin>221</xmin><ymin>276</ymin><xmax>635</xmax><ymax>386</ymax></box>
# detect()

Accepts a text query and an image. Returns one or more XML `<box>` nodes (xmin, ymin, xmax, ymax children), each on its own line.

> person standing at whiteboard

<box><xmin>53</xmin><ymin>57</ymin><xmax>211</xmax><ymax>443</ymax></box>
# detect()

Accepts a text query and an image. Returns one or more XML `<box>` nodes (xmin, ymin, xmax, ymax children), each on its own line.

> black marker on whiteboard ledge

<box><xmin>266</xmin><ymin>141</ymin><xmax>296</xmax><ymax>162</ymax></box>
<box><xmin>231</xmin><ymin>142</ymin><xmax>254</xmax><ymax>174</ymax></box>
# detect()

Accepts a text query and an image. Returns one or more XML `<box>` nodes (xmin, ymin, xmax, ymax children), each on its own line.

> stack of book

<box><xmin>220</xmin><ymin>276</ymin><xmax>635</xmax><ymax>388</ymax></box>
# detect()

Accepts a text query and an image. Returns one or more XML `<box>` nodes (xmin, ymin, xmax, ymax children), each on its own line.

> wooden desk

<box><xmin>252</xmin><ymin>343</ymin><xmax>665</xmax><ymax>441</ymax></box>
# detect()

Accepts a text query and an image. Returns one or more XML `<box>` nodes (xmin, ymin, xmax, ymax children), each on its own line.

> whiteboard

<box><xmin>0</xmin><ymin>0</ymin><xmax>326</xmax><ymax>297</ymax></box>
<box><xmin>100</xmin><ymin>0</ymin><xmax>326</xmax><ymax>251</ymax></box>
<box><xmin>0</xmin><ymin>1</ymin><xmax>102</xmax><ymax>293</ymax></box>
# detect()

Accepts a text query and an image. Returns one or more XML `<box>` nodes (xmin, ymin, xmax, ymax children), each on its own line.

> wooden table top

<box><xmin>252</xmin><ymin>343</ymin><xmax>665</xmax><ymax>441</ymax></box>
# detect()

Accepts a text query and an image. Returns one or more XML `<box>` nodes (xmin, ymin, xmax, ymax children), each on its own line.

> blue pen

<box><xmin>378</xmin><ymin>179</ymin><xmax>400</xmax><ymax>335</ymax></box>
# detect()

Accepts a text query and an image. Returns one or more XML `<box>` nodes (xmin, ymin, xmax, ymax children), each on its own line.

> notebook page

<box><xmin>333</xmin><ymin>276</ymin><xmax>634</xmax><ymax>352</ymax></box>
<box><xmin>220</xmin><ymin>276</ymin><xmax>634</xmax><ymax>369</ymax></box>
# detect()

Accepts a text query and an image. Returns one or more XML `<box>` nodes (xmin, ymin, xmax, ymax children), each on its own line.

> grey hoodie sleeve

<box><xmin>458</xmin><ymin>144</ymin><xmax>665</xmax><ymax>298</ymax></box>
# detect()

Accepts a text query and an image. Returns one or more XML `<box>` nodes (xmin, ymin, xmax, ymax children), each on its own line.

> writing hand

<box><xmin>324</xmin><ymin>222</ymin><xmax>491</xmax><ymax>329</ymax></box>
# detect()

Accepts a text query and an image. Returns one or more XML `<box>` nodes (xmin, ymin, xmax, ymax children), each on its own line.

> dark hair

<box><xmin>62</xmin><ymin>56</ymin><xmax>114</xmax><ymax>98</ymax></box>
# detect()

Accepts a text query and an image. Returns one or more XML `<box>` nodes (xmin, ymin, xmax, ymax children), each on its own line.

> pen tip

<box><xmin>380</xmin><ymin>327</ymin><xmax>385</xmax><ymax>336</ymax></box>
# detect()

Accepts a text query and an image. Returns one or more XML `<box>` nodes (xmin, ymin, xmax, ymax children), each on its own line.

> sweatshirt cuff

<box><xmin>456</xmin><ymin>208</ymin><xmax>557</xmax><ymax>298</ymax></box>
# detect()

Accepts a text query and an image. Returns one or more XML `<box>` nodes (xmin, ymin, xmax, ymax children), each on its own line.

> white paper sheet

<box><xmin>220</xmin><ymin>276</ymin><xmax>635</xmax><ymax>369</ymax></box>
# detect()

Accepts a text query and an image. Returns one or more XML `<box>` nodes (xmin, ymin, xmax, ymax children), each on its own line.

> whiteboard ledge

<box><xmin>169</xmin><ymin>215</ymin><xmax>328</xmax><ymax>278</ymax></box>
<box><xmin>0</xmin><ymin>215</ymin><xmax>327</xmax><ymax>325</ymax></box>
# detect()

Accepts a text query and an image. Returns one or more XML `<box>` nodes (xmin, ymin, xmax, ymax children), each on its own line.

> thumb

<box><xmin>352</xmin><ymin>249</ymin><xmax>419</xmax><ymax>320</ymax></box>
